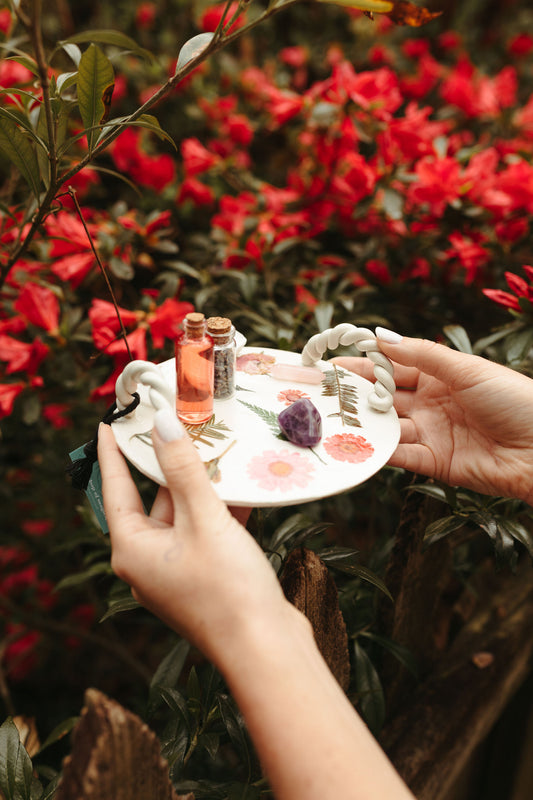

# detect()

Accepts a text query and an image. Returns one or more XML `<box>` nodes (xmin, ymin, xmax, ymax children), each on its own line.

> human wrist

<box><xmin>211</xmin><ymin>598</ymin><xmax>316</xmax><ymax>680</ymax></box>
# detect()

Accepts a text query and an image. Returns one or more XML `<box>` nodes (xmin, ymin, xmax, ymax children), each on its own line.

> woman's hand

<box><xmin>97</xmin><ymin>409</ymin><xmax>288</xmax><ymax>664</ymax></box>
<box><xmin>334</xmin><ymin>330</ymin><xmax>533</xmax><ymax>503</ymax></box>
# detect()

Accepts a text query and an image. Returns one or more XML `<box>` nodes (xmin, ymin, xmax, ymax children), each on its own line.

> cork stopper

<box><xmin>207</xmin><ymin>316</ymin><xmax>232</xmax><ymax>335</ymax></box>
<box><xmin>184</xmin><ymin>312</ymin><xmax>206</xmax><ymax>338</ymax></box>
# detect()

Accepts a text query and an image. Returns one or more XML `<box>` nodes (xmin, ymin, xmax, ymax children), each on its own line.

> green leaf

<box><xmin>334</xmin><ymin>561</ymin><xmax>393</xmax><ymax>600</ymax></box>
<box><xmin>55</xmin><ymin>561</ymin><xmax>113</xmax><ymax>591</ymax></box>
<box><xmin>127</xmin><ymin>114</ymin><xmax>175</xmax><ymax>147</ymax></box>
<box><xmin>501</xmin><ymin>519</ymin><xmax>533</xmax><ymax>560</ymax></box>
<box><xmin>353</xmin><ymin>641</ymin><xmax>386</xmax><ymax>735</ymax></box>
<box><xmin>37</xmin><ymin>718</ymin><xmax>79</xmax><ymax>755</ymax></box>
<box><xmin>0</xmin><ymin>116</ymin><xmax>41</xmax><ymax>197</ymax></box>
<box><xmin>77</xmin><ymin>43</ymin><xmax>115</xmax><ymax>154</ymax></box>
<box><xmin>97</xmin><ymin>113</ymin><xmax>175</xmax><ymax>149</ymax></box>
<box><xmin>148</xmin><ymin>640</ymin><xmax>191</xmax><ymax>713</ymax></box>
<box><xmin>358</xmin><ymin>631</ymin><xmax>418</xmax><ymax>677</ymax></box>
<box><xmin>59</xmin><ymin>30</ymin><xmax>155</xmax><ymax>63</ymax></box>
<box><xmin>199</xmin><ymin>732</ymin><xmax>220</xmax><ymax>760</ymax></box>
<box><xmin>504</xmin><ymin>327</ymin><xmax>533</xmax><ymax>365</ymax></box>
<box><xmin>99</xmin><ymin>593</ymin><xmax>140</xmax><ymax>621</ymax></box>
<box><xmin>3</xmin><ymin>55</ymin><xmax>39</xmax><ymax>77</ymax></box>
<box><xmin>157</xmin><ymin>687</ymin><xmax>190</xmax><ymax>725</ymax></box>
<box><xmin>0</xmin><ymin>718</ymin><xmax>34</xmax><ymax>800</ymax></box>
<box><xmin>424</xmin><ymin>514</ymin><xmax>465</xmax><ymax>545</ymax></box>
<box><xmin>443</xmin><ymin>324</ymin><xmax>472</xmax><ymax>354</ymax></box>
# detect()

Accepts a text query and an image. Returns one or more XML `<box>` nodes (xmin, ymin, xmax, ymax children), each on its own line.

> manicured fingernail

<box><xmin>153</xmin><ymin>408</ymin><xmax>185</xmax><ymax>442</ymax></box>
<box><xmin>376</xmin><ymin>326</ymin><xmax>403</xmax><ymax>344</ymax></box>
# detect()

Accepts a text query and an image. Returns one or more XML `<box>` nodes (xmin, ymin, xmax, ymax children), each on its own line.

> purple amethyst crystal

<box><xmin>278</xmin><ymin>398</ymin><xmax>322</xmax><ymax>447</ymax></box>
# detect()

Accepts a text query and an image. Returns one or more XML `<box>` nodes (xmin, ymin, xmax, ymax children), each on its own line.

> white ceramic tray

<box><xmin>111</xmin><ymin>346</ymin><xmax>400</xmax><ymax>507</ymax></box>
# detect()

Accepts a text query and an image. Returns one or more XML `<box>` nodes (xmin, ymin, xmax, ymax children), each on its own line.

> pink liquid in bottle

<box><xmin>175</xmin><ymin>312</ymin><xmax>214</xmax><ymax>425</ymax></box>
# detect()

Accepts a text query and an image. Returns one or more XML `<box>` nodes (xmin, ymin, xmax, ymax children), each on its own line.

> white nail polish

<box><xmin>376</xmin><ymin>326</ymin><xmax>403</xmax><ymax>344</ymax></box>
<box><xmin>154</xmin><ymin>408</ymin><xmax>185</xmax><ymax>442</ymax></box>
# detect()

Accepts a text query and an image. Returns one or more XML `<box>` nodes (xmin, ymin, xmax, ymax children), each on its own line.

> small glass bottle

<box><xmin>175</xmin><ymin>312</ymin><xmax>214</xmax><ymax>425</ymax></box>
<box><xmin>207</xmin><ymin>316</ymin><xmax>236</xmax><ymax>400</ymax></box>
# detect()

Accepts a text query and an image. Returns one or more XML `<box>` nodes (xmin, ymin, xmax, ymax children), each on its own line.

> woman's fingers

<box><xmin>151</xmin><ymin>408</ymin><xmax>225</xmax><ymax>521</ymax></box>
<box><xmin>376</xmin><ymin>334</ymin><xmax>480</xmax><ymax>389</ymax></box>
<box><xmin>331</xmin><ymin>356</ymin><xmax>420</xmax><ymax>390</ymax></box>
<box><xmin>97</xmin><ymin>423</ymin><xmax>145</xmax><ymax>530</ymax></box>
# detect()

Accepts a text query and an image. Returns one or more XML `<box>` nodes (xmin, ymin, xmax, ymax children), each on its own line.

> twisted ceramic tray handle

<box><xmin>115</xmin><ymin>360</ymin><xmax>174</xmax><ymax>414</ymax></box>
<box><xmin>301</xmin><ymin>324</ymin><xmax>395</xmax><ymax>412</ymax></box>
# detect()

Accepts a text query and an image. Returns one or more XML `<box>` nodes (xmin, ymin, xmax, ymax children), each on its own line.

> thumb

<box><xmin>152</xmin><ymin>407</ymin><xmax>220</xmax><ymax>513</ymax></box>
<box><xmin>375</xmin><ymin>327</ymin><xmax>479</xmax><ymax>387</ymax></box>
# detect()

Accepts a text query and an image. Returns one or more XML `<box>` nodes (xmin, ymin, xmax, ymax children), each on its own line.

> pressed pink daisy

<box><xmin>323</xmin><ymin>433</ymin><xmax>374</xmax><ymax>463</ymax></box>
<box><xmin>247</xmin><ymin>449</ymin><xmax>315</xmax><ymax>491</ymax></box>
<box><xmin>236</xmin><ymin>352</ymin><xmax>276</xmax><ymax>375</ymax></box>
<box><xmin>277</xmin><ymin>388</ymin><xmax>310</xmax><ymax>406</ymax></box>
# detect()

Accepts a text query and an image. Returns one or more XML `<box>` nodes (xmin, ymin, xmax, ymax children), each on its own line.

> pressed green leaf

<box><xmin>77</xmin><ymin>43</ymin><xmax>115</xmax><ymax>154</ymax></box>
<box><xmin>353</xmin><ymin>642</ymin><xmax>386</xmax><ymax>735</ymax></box>
<box><xmin>0</xmin><ymin>116</ymin><xmax>41</xmax><ymax>197</ymax></box>
<box><xmin>0</xmin><ymin>718</ymin><xmax>34</xmax><ymax>800</ymax></box>
<box><xmin>444</xmin><ymin>324</ymin><xmax>473</xmax><ymax>354</ymax></box>
<box><xmin>59</xmin><ymin>30</ymin><xmax>154</xmax><ymax>63</ymax></box>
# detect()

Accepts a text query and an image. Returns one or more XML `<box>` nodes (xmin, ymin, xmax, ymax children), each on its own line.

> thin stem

<box><xmin>68</xmin><ymin>188</ymin><xmax>134</xmax><ymax>361</ymax></box>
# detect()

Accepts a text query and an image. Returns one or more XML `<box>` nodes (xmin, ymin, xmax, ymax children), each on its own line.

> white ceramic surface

<box><xmin>111</xmin><ymin>347</ymin><xmax>400</xmax><ymax>507</ymax></box>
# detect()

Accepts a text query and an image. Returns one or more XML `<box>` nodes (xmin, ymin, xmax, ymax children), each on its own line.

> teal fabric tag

<box><xmin>69</xmin><ymin>445</ymin><xmax>109</xmax><ymax>534</ymax></box>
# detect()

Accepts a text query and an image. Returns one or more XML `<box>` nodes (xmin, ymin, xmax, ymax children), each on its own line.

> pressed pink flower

<box><xmin>277</xmin><ymin>388</ymin><xmax>310</xmax><ymax>406</ymax></box>
<box><xmin>236</xmin><ymin>352</ymin><xmax>276</xmax><ymax>375</ymax></box>
<box><xmin>323</xmin><ymin>433</ymin><xmax>374</xmax><ymax>463</ymax></box>
<box><xmin>247</xmin><ymin>449</ymin><xmax>315</xmax><ymax>491</ymax></box>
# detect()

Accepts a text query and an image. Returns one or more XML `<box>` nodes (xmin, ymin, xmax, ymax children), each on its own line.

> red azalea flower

<box><xmin>111</xmin><ymin>128</ymin><xmax>176</xmax><ymax>191</ymax></box>
<box><xmin>177</xmin><ymin>176</ymin><xmax>215</xmax><ymax>206</ymax></box>
<box><xmin>4</xmin><ymin>625</ymin><xmax>41</xmax><ymax>681</ymax></box>
<box><xmin>181</xmin><ymin>137</ymin><xmax>219</xmax><ymax>176</ymax></box>
<box><xmin>482</xmin><ymin>289</ymin><xmax>520</xmax><ymax>312</ymax></box>
<box><xmin>146</xmin><ymin>298</ymin><xmax>194</xmax><ymax>348</ymax></box>
<box><xmin>0</xmin><ymin>8</ymin><xmax>13</xmax><ymax>35</ymax></box>
<box><xmin>0</xmin><ymin>382</ymin><xmax>25</xmax><ymax>417</ymax></box>
<box><xmin>295</xmin><ymin>285</ymin><xmax>319</xmax><ymax>311</ymax></box>
<box><xmin>14</xmin><ymin>283</ymin><xmax>60</xmax><ymax>334</ymax></box>
<box><xmin>21</xmin><ymin>519</ymin><xmax>53</xmax><ymax>537</ymax></box>
<box><xmin>508</xmin><ymin>33</ymin><xmax>533</xmax><ymax>58</ymax></box>
<box><xmin>201</xmin><ymin>2</ymin><xmax>245</xmax><ymax>33</ymax></box>
<box><xmin>89</xmin><ymin>299</ymin><xmax>138</xmax><ymax>342</ymax></box>
<box><xmin>45</xmin><ymin>211</ymin><xmax>97</xmax><ymax>287</ymax></box>
<box><xmin>135</xmin><ymin>1</ymin><xmax>157</xmax><ymax>29</ymax></box>
<box><xmin>365</xmin><ymin>259</ymin><xmax>391</xmax><ymax>285</ymax></box>
<box><xmin>43</xmin><ymin>403</ymin><xmax>73</xmax><ymax>429</ymax></box>
<box><xmin>408</xmin><ymin>156</ymin><xmax>462</xmax><ymax>216</ymax></box>
<box><xmin>0</xmin><ymin>336</ymin><xmax>49</xmax><ymax>375</ymax></box>
<box><xmin>0</xmin><ymin>60</ymin><xmax>33</xmax><ymax>88</ymax></box>
<box><xmin>445</xmin><ymin>232</ymin><xmax>489</xmax><ymax>284</ymax></box>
